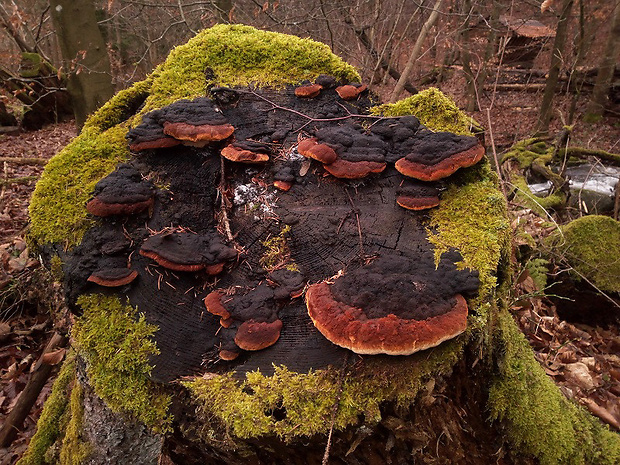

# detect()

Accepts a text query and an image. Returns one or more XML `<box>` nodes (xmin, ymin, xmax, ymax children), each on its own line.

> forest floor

<box><xmin>0</xmin><ymin>78</ymin><xmax>618</xmax><ymax>463</ymax></box>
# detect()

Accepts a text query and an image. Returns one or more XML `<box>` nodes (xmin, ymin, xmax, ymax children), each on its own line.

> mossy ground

<box><xmin>547</xmin><ymin>215</ymin><xmax>620</xmax><ymax>293</ymax></box>
<box><xmin>17</xmin><ymin>355</ymin><xmax>76</xmax><ymax>465</ymax></box>
<box><xmin>28</xmin><ymin>25</ymin><xmax>360</xmax><ymax>249</ymax></box>
<box><xmin>72</xmin><ymin>294</ymin><xmax>170</xmax><ymax>432</ymax></box>
<box><xmin>371</xmin><ymin>87</ymin><xmax>482</xmax><ymax>136</ymax></box>
<box><xmin>489</xmin><ymin>310</ymin><xmax>620</xmax><ymax>465</ymax></box>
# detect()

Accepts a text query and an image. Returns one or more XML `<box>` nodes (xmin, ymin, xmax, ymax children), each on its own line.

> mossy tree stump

<box><xmin>23</xmin><ymin>25</ymin><xmax>620</xmax><ymax>465</ymax></box>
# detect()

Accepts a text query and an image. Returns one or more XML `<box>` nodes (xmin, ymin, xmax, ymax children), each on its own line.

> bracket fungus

<box><xmin>294</xmin><ymin>83</ymin><xmax>323</xmax><ymax>98</ymax></box>
<box><xmin>395</xmin><ymin>131</ymin><xmax>485</xmax><ymax>181</ymax></box>
<box><xmin>127</xmin><ymin>97</ymin><xmax>234</xmax><ymax>151</ymax></box>
<box><xmin>87</xmin><ymin>267</ymin><xmax>138</xmax><ymax>288</ymax></box>
<box><xmin>221</xmin><ymin>141</ymin><xmax>271</xmax><ymax>163</ymax></box>
<box><xmin>396</xmin><ymin>180</ymin><xmax>440</xmax><ymax>211</ymax></box>
<box><xmin>335</xmin><ymin>83</ymin><xmax>368</xmax><ymax>100</ymax></box>
<box><xmin>306</xmin><ymin>252</ymin><xmax>479</xmax><ymax>355</ymax></box>
<box><xmin>204</xmin><ymin>269</ymin><xmax>305</xmax><ymax>360</ymax></box>
<box><xmin>140</xmin><ymin>231</ymin><xmax>237</xmax><ymax>274</ymax></box>
<box><xmin>86</xmin><ymin>165</ymin><xmax>155</xmax><ymax>217</ymax></box>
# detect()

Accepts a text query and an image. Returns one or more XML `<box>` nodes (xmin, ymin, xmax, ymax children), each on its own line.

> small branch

<box><xmin>218</xmin><ymin>157</ymin><xmax>234</xmax><ymax>243</ymax></box>
<box><xmin>0</xmin><ymin>176</ymin><xmax>39</xmax><ymax>187</ymax></box>
<box><xmin>245</xmin><ymin>89</ymin><xmax>401</xmax><ymax>125</ymax></box>
<box><xmin>557</xmin><ymin>147</ymin><xmax>620</xmax><ymax>164</ymax></box>
<box><xmin>0</xmin><ymin>332</ymin><xmax>67</xmax><ymax>447</ymax></box>
<box><xmin>0</xmin><ymin>157</ymin><xmax>48</xmax><ymax>165</ymax></box>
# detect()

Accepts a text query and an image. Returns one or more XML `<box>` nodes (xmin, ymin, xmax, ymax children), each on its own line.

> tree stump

<box><xmin>23</xmin><ymin>25</ymin><xmax>620</xmax><ymax>465</ymax></box>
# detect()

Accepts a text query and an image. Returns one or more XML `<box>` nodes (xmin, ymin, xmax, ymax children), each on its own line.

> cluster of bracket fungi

<box><xmin>73</xmin><ymin>75</ymin><xmax>485</xmax><ymax>373</ymax></box>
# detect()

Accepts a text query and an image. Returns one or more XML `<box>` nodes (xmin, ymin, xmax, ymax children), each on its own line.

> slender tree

<box><xmin>537</xmin><ymin>0</ymin><xmax>574</xmax><ymax>134</ymax></box>
<box><xmin>585</xmin><ymin>1</ymin><xmax>620</xmax><ymax>121</ymax></box>
<box><xmin>49</xmin><ymin>0</ymin><xmax>115</xmax><ymax>129</ymax></box>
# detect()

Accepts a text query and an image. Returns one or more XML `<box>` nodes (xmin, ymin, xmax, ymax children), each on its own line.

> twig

<box><xmin>0</xmin><ymin>176</ymin><xmax>39</xmax><ymax>187</ymax></box>
<box><xmin>322</xmin><ymin>352</ymin><xmax>349</xmax><ymax>465</ymax></box>
<box><xmin>244</xmin><ymin>89</ymin><xmax>401</xmax><ymax>124</ymax></box>
<box><xmin>218</xmin><ymin>157</ymin><xmax>234</xmax><ymax>242</ymax></box>
<box><xmin>0</xmin><ymin>157</ymin><xmax>48</xmax><ymax>165</ymax></box>
<box><xmin>0</xmin><ymin>332</ymin><xmax>67</xmax><ymax>447</ymax></box>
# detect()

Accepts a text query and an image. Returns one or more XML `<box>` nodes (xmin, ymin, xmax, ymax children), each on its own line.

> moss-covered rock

<box><xmin>548</xmin><ymin>215</ymin><xmax>620</xmax><ymax>293</ymax></box>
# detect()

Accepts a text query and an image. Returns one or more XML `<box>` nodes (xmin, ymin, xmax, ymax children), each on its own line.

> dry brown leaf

<box><xmin>41</xmin><ymin>348</ymin><xmax>66</xmax><ymax>366</ymax></box>
<box><xmin>581</xmin><ymin>398</ymin><xmax>620</xmax><ymax>430</ymax></box>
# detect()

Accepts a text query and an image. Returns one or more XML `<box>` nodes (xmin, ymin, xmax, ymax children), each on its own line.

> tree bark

<box><xmin>585</xmin><ymin>2</ymin><xmax>620</xmax><ymax>120</ymax></box>
<box><xmin>49</xmin><ymin>0</ymin><xmax>115</xmax><ymax>129</ymax></box>
<box><xmin>537</xmin><ymin>0</ymin><xmax>574</xmax><ymax>134</ymax></box>
<box><xmin>390</xmin><ymin>0</ymin><xmax>444</xmax><ymax>102</ymax></box>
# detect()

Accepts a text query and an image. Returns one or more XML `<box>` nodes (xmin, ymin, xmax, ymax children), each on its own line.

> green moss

<box><xmin>17</xmin><ymin>355</ymin><xmax>76</xmax><ymax>465</ymax></box>
<box><xmin>20</xmin><ymin>52</ymin><xmax>55</xmax><ymax>78</ymax></box>
<box><xmin>50</xmin><ymin>255</ymin><xmax>64</xmax><ymax>282</ymax></box>
<box><xmin>509</xmin><ymin>175</ymin><xmax>566</xmax><ymax>218</ymax></box>
<box><xmin>548</xmin><ymin>215</ymin><xmax>620</xmax><ymax>293</ymax></box>
<box><xmin>184</xmin><ymin>337</ymin><xmax>464</xmax><ymax>440</ymax></box>
<box><xmin>83</xmin><ymin>77</ymin><xmax>153</xmax><ymax>132</ymax></box>
<box><xmin>489</xmin><ymin>310</ymin><xmax>620</xmax><ymax>465</ymax></box>
<box><xmin>73</xmin><ymin>294</ymin><xmax>170</xmax><ymax>431</ymax></box>
<box><xmin>144</xmin><ymin>24</ymin><xmax>359</xmax><ymax>110</ymax></box>
<box><xmin>59</xmin><ymin>382</ymin><xmax>90</xmax><ymax>465</ymax></box>
<box><xmin>259</xmin><ymin>225</ymin><xmax>298</xmax><ymax>271</ymax></box>
<box><xmin>28</xmin><ymin>124</ymin><xmax>131</xmax><ymax>246</ymax></box>
<box><xmin>525</xmin><ymin>258</ymin><xmax>550</xmax><ymax>290</ymax></box>
<box><xmin>427</xmin><ymin>163</ymin><xmax>511</xmax><ymax>316</ymax></box>
<box><xmin>501</xmin><ymin>137</ymin><xmax>551</xmax><ymax>169</ymax></box>
<box><xmin>371</xmin><ymin>87</ymin><xmax>482</xmax><ymax>135</ymax></box>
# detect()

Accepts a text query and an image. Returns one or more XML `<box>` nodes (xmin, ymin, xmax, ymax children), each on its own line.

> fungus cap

<box><xmin>395</xmin><ymin>132</ymin><xmax>485</xmax><ymax>181</ymax></box>
<box><xmin>336</xmin><ymin>84</ymin><xmax>367</xmax><ymax>100</ymax></box>
<box><xmin>305</xmin><ymin>252</ymin><xmax>479</xmax><ymax>355</ymax></box>
<box><xmin>323</xmin><ymin>159</ymin><xmax>386</xmax><ymax>179</ymax></box>
<box><xmin>396</xmin><ymin>180</ymin><xmax>440</xmax><ymax>211</ymax></box>
<box><xmin>234</xmin><ymin>319</ymin><xmax>283</xmax><ymax>351</ymax></box>
<box><xmin>86</xmin><ymin>165</ymin><xmax>155</xmax><ymax>217</ymax></box>
<box><xmin>294</xmin><ymin>84</ymin><xmax>323</xmax><ymax>98</ymax></box>
<box><xmin>221</xmin><ymin>142</ymin><xmax>270</xmax><ymax>163</ymax></box>
<box><xmin>87</xmin><ymin>268</ymin><xmax>138</xmax><ymax>287</ymax></box>
<box><xmin>306</xmin><ymin>283</ymin><xmax>468</xmax><ymax>355</ymax></box>
<box><xmin>163</xmin><ymin>122</ymin><xmax>235</xmax><ymax>143</ymax></box>
<box><xmin>297</xmin><ymin>138</ymin><xmax>338</xmax><ymax>165</ymax></box>
<box><xmin>140</xmin><ymin>232</ymin><xmax>236</xmax><ymax>273</ymax></box>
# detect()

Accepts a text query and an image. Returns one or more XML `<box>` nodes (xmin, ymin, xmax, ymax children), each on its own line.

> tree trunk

<box><xmin>390</xmin><ymin>0</ymin><xmax>444</xmax><ymax>102</ymax></box>
<box><xmin>49</xmin><ymin>0</ymin><xmax>115</xmax><ymax>129</ymax></box>
<box><xmin>537</xmin><ymin>0</ymin><xmax>574</xmax><ymax>134</ymax></box>
<box><xmin>585</xmin><ymin>2</ymin><xmax>620</xmax><ymax>120</ymax></box>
